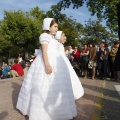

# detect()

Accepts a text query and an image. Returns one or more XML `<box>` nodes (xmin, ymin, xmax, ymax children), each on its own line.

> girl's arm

<box><xmin>41</xmin><ymin>44</ymin><xmax>52</xmax><ymax>74</ymax></box>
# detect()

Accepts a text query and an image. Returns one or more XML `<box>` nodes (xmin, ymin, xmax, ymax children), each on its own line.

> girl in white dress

<box><xmin>55</xmin><ymin>31</ymin><xmax>84</xmax><ymax>100</ymax></box>
<box><xmin>16</xmin><ymin>18</ymin><xmax>77</xmax><ymax>120</ymax></box>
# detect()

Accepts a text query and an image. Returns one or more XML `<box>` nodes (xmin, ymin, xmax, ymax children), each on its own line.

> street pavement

<box><xmin>0</xmin><ymin>77</ymin><xmax>118</xmax><ymax>120</ymax></box>
<box><xmin>102</xmin><ymin>80</ymin><xmax>120</xmax><ymax>120</ymax></box>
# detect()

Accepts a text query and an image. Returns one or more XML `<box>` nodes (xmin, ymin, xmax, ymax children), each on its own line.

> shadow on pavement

<box><xmin>12</xmin><ymin>82</ymin><xmax>21</xmax><ymax>109</ymax></box>
<box><xmin>82</xmin><ymin>82</ymin><xmax>118</xmax><ymax>99</ymax></box>
<box><xmin>0</xmin><ymin>111</ymin><xmax>8</xmax><ymax>120</ymax></box>
<box><xmin>11</xmin><ymin>82</ymin><xmax>28</xmax><ymax>120</ymax></box>
<box><xmin>82</xmin><ymin>80</ymin><xmax>120</xmax><ymax>120</ymax></box>
<box><xmin>73</xmin><ymin>101</ymin><xmax>101</xmax><ymax>120</ymax></box>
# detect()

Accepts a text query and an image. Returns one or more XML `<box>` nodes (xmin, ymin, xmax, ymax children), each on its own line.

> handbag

<box><xmin>88</xmin><ymin>61</ymin><xmax>94</xmax><ymax>69</ymax></box>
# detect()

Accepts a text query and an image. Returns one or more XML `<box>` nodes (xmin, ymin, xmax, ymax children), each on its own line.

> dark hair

<box><xmin>88</xmin><ymin>43</ymin><xmax>95</xmax><ymax>47</ymax></box>
<box><xmin>19</xmin><ymin>52</ymin><xmax>25</xmax><ymax>60</ymax></box>
<box><xmin>4</xmin><ymin>61</ymin><xmax>8</xmax><ymax>64</ymax></box>
<box><xmin>50</xmin><ymin>19</ymin><xmax>57</xmax><ymax>27</ymax></box>
<box><xmin>83</xmin><ymin>44</ymin><xmax>88</xmax><ymax>47</ymax></box>
<box><xmin>19</xmin><ymin>53</ymin><xmax>23</xmax><ymax>57</ymax></box>
<box><xmin>102</xmin><ymin>42</ymin><xmax>108</xmax><ymax>47</ymax></box>
<box><xmin>14</xmin><ymin>59</ymin><xmax>18</xmax><ymax>64</ymax></box>
<box><xmin>114</xmin><ymin>41</ymin><xmax>119</xmax><ymax>45</ymax></box>
<box><xmin>44</xmin><ymin>19</ymin><xmax>57</xmax><ymax>33</ymax></box>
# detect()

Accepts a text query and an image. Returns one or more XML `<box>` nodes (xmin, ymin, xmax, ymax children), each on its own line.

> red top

<box><xmin>11</xmin><ymin>64</ymin><xmax>24</xmax><ymax>76</ymax></box>
<box><xmin>71</xmin><ymin>50</ymin><xmax>80</xmax><ymax>62</ymax></box>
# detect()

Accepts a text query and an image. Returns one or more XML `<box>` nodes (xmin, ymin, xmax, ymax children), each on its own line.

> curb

<box><xmin>91</xmin><ymin>80</ymin><xmax>105</xmax><ymax>120</ymax></box>
<box><xmin>0</xmin><ymin>77</ymin><xmax>23</xmax><ymax>82</ymax></box>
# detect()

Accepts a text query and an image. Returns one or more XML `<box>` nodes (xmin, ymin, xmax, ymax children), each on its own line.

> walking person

<box><xmin>55</xmin><ymin>31</ymin><xmax>84</xmax><ymax>99</ymax></box>
<box><xmin>16</xmin><ymin>18</ymin><xmax>78</xmax><ymax>120</ymax></box>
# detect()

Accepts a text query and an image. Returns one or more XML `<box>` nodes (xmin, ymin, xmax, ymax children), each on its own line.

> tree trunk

<box><xmin>117</xmin><ymin>2</ymin><xmax>120</xmax><ymax>39</ymax></box>
<box><xmin>24</xmin><ymin>48</ymin><xmax>29</xmax><ymax>60</ymax></box>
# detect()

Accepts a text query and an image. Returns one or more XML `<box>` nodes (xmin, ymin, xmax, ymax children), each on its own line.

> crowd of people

<box><xmin>64</xmin><ymin>40</ymin><xmax>120</xmax><ymax>81</ymax></box>
<box><xmin>0</xmin><ymin>39</ymin><xmax>120</xmax><ymax>82</ymax></box>
<box><xmin>0</xmin><ymin>17</ymin><xmax>120</xmax><ymax>120</ymax></box>
<box><xmin>0</xmin><ymin>53</ymin><xmax>32</xmax><ymax>79</ymax></box>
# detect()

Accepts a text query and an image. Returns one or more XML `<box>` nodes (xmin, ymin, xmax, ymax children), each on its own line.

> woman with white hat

<box><xmin>55</xmin><ymin>31</ymin><xmax>84</xmax><ymax>100</ymax></box>
<box><xmin>16</xmin><ymin>18</ymin><xmax>78</xmax><ymax>120</ymax></box>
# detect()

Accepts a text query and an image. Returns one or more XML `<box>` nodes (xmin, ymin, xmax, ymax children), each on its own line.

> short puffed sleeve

<box><xmin>39</xmin><ymin>33</ymin><xmax>50</xmax><ymax>44</ymax></box>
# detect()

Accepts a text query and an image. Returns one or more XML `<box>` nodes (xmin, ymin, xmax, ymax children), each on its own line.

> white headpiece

<box><xmin>55</xmin><ymin>31</ymin><xmax>63</xmax><ymax>40</ymax></box>
<box><xmin>42</xmin><ymin>18</ymin><xmax>54</xmax><ymax>30</ymax></box>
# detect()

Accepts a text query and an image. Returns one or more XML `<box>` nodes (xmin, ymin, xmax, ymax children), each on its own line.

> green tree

<box><xmin>81</xmin><ymin>19</ymin><xmax>118</xmax><ymax>45</ymax></box>
<box><xmin>57</xmin><ymin>0</ymin><xmax>120</xmax><ymax>39</ymax></box>
<box><xmin>46</xmin><ymin>5</ymin><xmax>66</xmax><ymax>22</ymax></box>
<box><xmin>1</xmin><ymin>7</ymin><xmax>44</xmax><ymax>58</ymax></box>
<box><xmin>59</xmin><ymin>16</ymin><xmax>84</xmax><ymax>46</ymax></box>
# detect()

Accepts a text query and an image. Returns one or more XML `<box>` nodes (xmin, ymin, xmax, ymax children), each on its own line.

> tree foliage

<box><xmin>57</xmin><ymin>0</ymin><xmax>120</xmax><ymax>39</ymax></box>
<box><xmin>81</xmin><ymin>19</ymin><xmax>118</xmax><ymax>45</ymax></box>
<box><xmin>0</xmin><ymin>7</ymin><xmax>44</xmax><ymax>59</ymax></box>
<box><xmin>0</xmin><ymin>3</ymin><xmax>119</xmax><ymax>62</ymax></box>
<box><xmin>59</xmin><ymin>17</ymin><xmax>84</xmax><ymax>46</ymax></box>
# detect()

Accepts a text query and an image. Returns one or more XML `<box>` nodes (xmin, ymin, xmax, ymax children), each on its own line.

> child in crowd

<box><xmin>55</xmin><ymin>31</ymin><xmax>84</xmax><ymax>100</ymax></box>
<box><xmin>1</xmin><ymin>62</ymin><xmax>10</xmax><ymax>79</ymax></box>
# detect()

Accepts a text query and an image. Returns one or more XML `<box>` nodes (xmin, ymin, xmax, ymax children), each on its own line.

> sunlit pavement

<box><xmin>1</xmin><ymin>77</ymin><xmax>119</xmax><ymax>120</ymax></box>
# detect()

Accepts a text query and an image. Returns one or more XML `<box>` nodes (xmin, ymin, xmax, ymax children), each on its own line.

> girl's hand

<box><xmin>45</xmin><ymin>64</ymin><xmax>52</xmax><ymax>74</ymax></box>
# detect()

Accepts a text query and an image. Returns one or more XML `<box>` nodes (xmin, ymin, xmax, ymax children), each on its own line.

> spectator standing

<box><xmin>80</xmin><ymin>44</ymin><xmax>89</xmax><ymax>79</ymax></box>
<box><xmin>97</xmin><ymin>42</ymin><xmax>109</xmax><ymax>80</ymax></box>
<box><xmin>10</xmin><ymin>59</ymin><xmax>24</xmax><ymax>77</ymax></box>
<box><xmin>70</xmin><ymin>46</ymin><xmax>80</xmax><ymax>64</ymax></box>
<box><xmin>66</xmin><ymin>45</ymin><xmax>74</xmax><ymax>60</ymax></box>
<box><xmin>113</xmin><ymin>40</ymin><xmax>120</xmax><ymax>82</ymax></box>
<box><xmin>88</xmin><ymin>43</ymin><xmax>97</xmax><ymax>80</ymax></box>
<box><xmin>72</xmin><ymin>46</ymin><xmax>80</xmax><ymax>62</ymax></box>
<box><xmin>65</xmin><ymin>46</ymin><xmax>70</xmax><ymax>58</ymax></box>
<box><xmin>69</xmin><ymin>45</ymin><xmax>74</xmax><ymax>54</ymax></box>
<box><xmin>109</xmin><ymin>41</ymin><xmax>119</xmax><ymax>79</ymax></box>
<box><xmin>18</xmin><ymin>53</ymin><xmax>26</xmax><ymax>68</ymax></box>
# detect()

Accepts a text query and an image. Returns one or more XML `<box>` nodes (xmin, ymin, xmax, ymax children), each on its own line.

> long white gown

<box><xmin>16</xmin><ymin>33</ymin><xmax>77</xmax><ymax>120</ymax></box>
<box><xmin>58</xmin><ymin>43</ymin><xmax>84</xmax><ymax>100</ymax></box>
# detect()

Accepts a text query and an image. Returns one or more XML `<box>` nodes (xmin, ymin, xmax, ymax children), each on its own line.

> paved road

<box><xmin>102</xmin><ymin>80</ymin><xmax>120</xmax><ymax>120</ymax></box>
<box><xmin>0</xmin><ymin>77</ymin><xmax>104</xmax><ymax>120</ymax></box>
